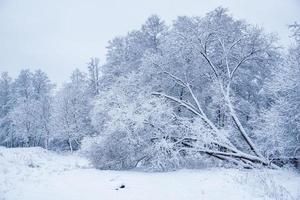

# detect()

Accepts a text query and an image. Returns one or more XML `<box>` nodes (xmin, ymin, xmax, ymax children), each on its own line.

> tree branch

<box><xmin>152</xmin><ymin>92</ymin><xmax>203</xmax><ymax>118</ymax></box>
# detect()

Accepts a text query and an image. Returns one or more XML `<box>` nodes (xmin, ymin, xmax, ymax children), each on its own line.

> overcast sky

<box><xmin>0</xmin><ymin>0</ymin><xmax>299</xmax><ymax>84</ymax></box>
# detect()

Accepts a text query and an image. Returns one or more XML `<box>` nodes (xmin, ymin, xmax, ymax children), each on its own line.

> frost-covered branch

<box><xmin>152</xmin><ymin>92</ymin><xmax>203</xmax><ymax>118</ymax></box>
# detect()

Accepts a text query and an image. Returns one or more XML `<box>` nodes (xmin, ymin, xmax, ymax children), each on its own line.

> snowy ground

<box><xmin>0</xmin><ymin>147</ymin><xmax>299</xmax><ymax>200</ymax></box>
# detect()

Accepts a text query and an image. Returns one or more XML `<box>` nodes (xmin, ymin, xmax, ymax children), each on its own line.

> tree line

<box><xmin>0</xmin><ymin>8</ymin><xmax>299</xmax><ymax>171</ymax></box>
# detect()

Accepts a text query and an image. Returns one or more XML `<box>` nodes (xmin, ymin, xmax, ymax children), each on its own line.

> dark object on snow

<box><xmin>120</xmin><ymin>184</ymin><xmax>125</xmax><ymax>189</ymax></box>
<box><xmin>28</xmin><ymin>162</ymin><xmax>40</xmax><ymax>168</ymax></box>
<box><xmin>115</xmin><ymin>184</ymin><xmax>126</xmax><ymax>190</ymax></box>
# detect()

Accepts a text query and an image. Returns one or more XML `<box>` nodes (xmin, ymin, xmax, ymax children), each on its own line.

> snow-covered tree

<box><xmin>50</xmin><ymin>69</ymin><xmax>94</xmax><ymax>151</ymax></box>
<box><xmin>104</xmin><ymin>15</ymin><xmax>166</xmax><ymax>80</ymax></box>
<box><xmin>31</xmin><ymin>70</ymin><xmax>54</xmax><ymax>148</ymax></box>
<box><xmin>144</xmin><ymin>8</ymin><xmax>279</xmax><ymax>167</ymax></box>
<box><xmin>8</xmin><ymin>70</ymin><xmax>35</xmax><ymax>146</ymax></box>
<box><xmin>87</xmin><ymin>57</ymin><xmax>101</xmax><ymax>96</ymax></box>
<box><xmin>0</xmin><ymin>72</ymin><xmax>13</xmax><ymax>146</ymax></box>
<box><xmin>254</xmin><ymin>23</ymin><xmax>300</xmax><ymax>159</ymax></box>
<box><xmin>8</xmin><ymin>69</ymin><xmax>54</xmax><ymax>147</ymax></box>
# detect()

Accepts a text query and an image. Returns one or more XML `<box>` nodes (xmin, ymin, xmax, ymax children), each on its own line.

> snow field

<box><xmin>0</xmin><ymin>147</ymin><xmax>299</xmax><ymax>200</ymax></box>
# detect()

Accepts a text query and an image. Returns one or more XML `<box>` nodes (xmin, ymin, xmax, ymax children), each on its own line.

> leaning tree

<box><xmin>150</xmin><ymin>8</ymin><xmax>280</xmax><ymax>168</ymax></box>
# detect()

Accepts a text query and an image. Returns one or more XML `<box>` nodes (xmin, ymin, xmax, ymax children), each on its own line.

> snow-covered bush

<box><xmin>83</xmin><ymin>72</ymin><xmax>216</xmax><ymax>171</ymax></box>
<box><xmin>83</xmin><ymin>73</ymin><xmax>171</xmax><ymax>170</ymax></box>
<box><xmin>85</xmin><ymin>131</ymin><xmax>145</xmax><ymax>170</ymax></box>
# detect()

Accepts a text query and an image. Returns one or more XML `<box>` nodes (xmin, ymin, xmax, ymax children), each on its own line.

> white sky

<box><xmin>0</xmin><ymin>0</ymin><xmax>299</xmax><ymax>84</ymax></box>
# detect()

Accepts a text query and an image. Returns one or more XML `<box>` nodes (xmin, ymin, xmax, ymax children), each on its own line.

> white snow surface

<box><xmin>0</xmin><ymin>147</ymin><xmax>299</xmax><ymax>200</ymax></box>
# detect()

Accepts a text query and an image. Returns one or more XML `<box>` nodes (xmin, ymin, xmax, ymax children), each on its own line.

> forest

<box><xmin>0</xmin><ymin>8</ymin><xmax>299</xmax><ymax>172</ymax></box>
